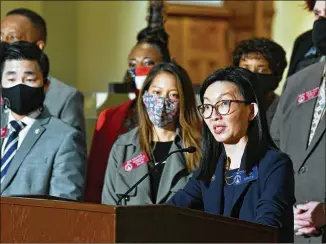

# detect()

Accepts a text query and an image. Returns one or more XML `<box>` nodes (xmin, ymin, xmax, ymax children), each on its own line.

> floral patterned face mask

<box><xmin>142</xmin><ymin>91</ymin><xmax>180</xmax><ymax>128</ymax></box>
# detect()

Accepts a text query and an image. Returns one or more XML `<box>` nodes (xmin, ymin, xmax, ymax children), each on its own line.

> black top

<box><xmin>150</xmin><ymin>141</ymin><xmax>173</xmax><ymax>203</ymax></box>
<box><xmin>287</xmin><ymin>30</ymin><xmax>313</xmax><ymax>79</ymax></box>
<box><xmin>223</xmin><ymin>168</ymin><xmax>239</xmax><ymax>217</ymax></box>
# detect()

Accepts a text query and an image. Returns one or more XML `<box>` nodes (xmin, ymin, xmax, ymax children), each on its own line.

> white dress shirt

<box><xmin>1</xmin><ymin>109</ymin><xmax>41</xmax><ymax>156</ymax></box>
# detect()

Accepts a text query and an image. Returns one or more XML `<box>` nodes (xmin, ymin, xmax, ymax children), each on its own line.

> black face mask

<box><xmin>255</xmin><ymin>73</ymin><xmax>279</xmax><ymax>97</ymax></box>
<box><xmin>1</xmin><ymin>84</ymin><xmax>45</xmax><ymax>115</ymax></box>
<box><xmin>312</xmin><ymin>17</ymin><xmax>326</xmax><ymax>56</ymax></box>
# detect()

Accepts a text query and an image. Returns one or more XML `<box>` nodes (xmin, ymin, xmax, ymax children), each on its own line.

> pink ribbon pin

<box><xmin>0</xmin><ymin>128</ymin><xmax>8</xmax><ymax>138</ymax></box>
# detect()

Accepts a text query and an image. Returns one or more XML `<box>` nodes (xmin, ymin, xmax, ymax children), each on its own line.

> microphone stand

<box><xmin>117</xmin><ymin>158</ymin><xmax>165</xmax><ymax>205</ymax></box>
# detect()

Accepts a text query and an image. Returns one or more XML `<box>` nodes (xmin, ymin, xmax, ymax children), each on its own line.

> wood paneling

<box><xmin>164</xmin><ymin>1</ymin><xmax>275</xmax><ymax>84</ymax></box>
<box><xmin>165</xmin><ymin>3</ymin><xmax>232</xmax><ymax>84</ymax></box>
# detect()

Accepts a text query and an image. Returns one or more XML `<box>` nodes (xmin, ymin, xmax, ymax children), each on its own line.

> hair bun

<box><xmin>135</xmin><ymin>0</ymin><xmax>171</xmax><ymax>62</ymax></box>
<box><xmin>305</xmin><ymin>0</ymin><xmax>316</xmax><ymax>11</ymax></box>
<box><xmin>137</xmin><ymin>27</ymin><xmax>168</xmax><ymax>44</ymax></box>
<box><xmin>137</xmin><ymin>0</ymin><xmax>168</xmax><ymax>44</ymax></box>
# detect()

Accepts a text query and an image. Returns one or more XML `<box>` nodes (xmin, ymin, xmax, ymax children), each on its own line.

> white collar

<box><xmin>8</xmin><ymin>109</ymin><xmax>41</xmax><ymax>129</ymax></box>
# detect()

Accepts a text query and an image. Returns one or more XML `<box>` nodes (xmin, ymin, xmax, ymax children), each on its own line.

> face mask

<box><xmin>312</xmin><ymin>17</ymin><xmax>326</xmax><ymax>56</ymax></box>
<box><xmin>128</xmin><ymin>66</ymin><xmax>152</xmax><ymax>90</ymax></box>
<box><xmin>142</xmin><ymin>91</ymin><xmax>179</xmax><ymax>128</ymax></box>
<box><xmin>255</xmin><ymin>73</ymin><xmax>279</xmax><ymax>96</ymax></box>
<box><xmin>1</xmin><ymin>84</ymin><xmax>45</xmax><ymax>115</ymax></box>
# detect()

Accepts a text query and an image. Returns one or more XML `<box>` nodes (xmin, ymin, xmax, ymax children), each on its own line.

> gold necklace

<box><xmin>224</xmin><ymin>157</ymin><xmax>240</xmax><ymax>185</ymax></box>
<box><xmin>150</xmin><ymin>141</ymin><xmax>158</xmax><ymax>166</ymax></box>
<box><xmin>152</xmin><ymin>141</ymin><xmax>157</xmax><ymax>151</ymax></box>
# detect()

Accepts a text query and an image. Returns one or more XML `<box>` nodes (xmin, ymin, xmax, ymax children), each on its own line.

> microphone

<box><xmin>117</xmin><ymin>146</ymin><xmax>196</xmax><ymax>205</ymax></box>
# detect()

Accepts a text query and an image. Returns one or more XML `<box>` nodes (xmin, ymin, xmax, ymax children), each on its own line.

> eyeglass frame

<box><xmin>197</xmin><ymin>99</ymin><xmax>250</xmax><ymax>119</ymax></box>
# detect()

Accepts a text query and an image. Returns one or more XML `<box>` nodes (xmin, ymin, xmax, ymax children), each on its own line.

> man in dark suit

<box><xmin>285</xmin><ymin>0</ymin><xmax>325</xmax><ymax>85</ymax></box>
<box><xmin>0</xmin><ymin>41</ymin><xmax>86</xmax><ymax>200</ymax></box>
<box><xmin>1</xmin><ymin>8</ymin><xmax>85</xmax><ymax>135</ymax></box>
<box><xmin>271</xmin><ymin>1</ymin><xmax>326</xmax><ymax>241</ymax></box>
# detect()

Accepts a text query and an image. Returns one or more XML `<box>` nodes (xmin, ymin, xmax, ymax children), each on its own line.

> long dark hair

<box><xmin>197</xmin><ymin>66</ymin><xmax>278</xmax><ymax>183</ymax></box>
<box><xmin>137</xmin><ymin>62</ymin><xmax>202</xmax><ymax>171</ymax></box>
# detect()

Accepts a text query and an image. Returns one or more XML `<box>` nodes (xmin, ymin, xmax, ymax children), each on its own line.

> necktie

<box><xmin>1</xmin><ymin>120</ymin><xmax>25</xmax><ymax>183</ymax></box>
<box><xmin>308</xmin><ymin>68</ymin><xmax>326</xmax><ymax>145</ymax></box>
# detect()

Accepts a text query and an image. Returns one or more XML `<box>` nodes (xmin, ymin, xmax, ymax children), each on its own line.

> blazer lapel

<box><xmin>297</xmin><ymin>97</ymin><xmax>318</xmax><ymax>152</ymax></box>
<box><xmin>296</xmin><ymin>68</ymin><xmax>325</xmax><ymax>155</ymax></box>
<box><xmin>0</xmin><ymin>109</ymin><xmax>9</xmax><ymax>147</ymax></box>
<box><xmin>116</xmin><ymin>142</ymin><xmax>152</xmax><ymax>203</ymax></box>
<box><xmin>156</xmin><ymin>138</ymin><xmax>186</xmax><ymax>203</ymax></box>
<box><xmin>1</xmin><ymin>115</ymin><xmax>49</xmax><ymax>193</ymax></box>
<box><xmin>301</xmin><ymin>113</ymin><xmax>326</xmax><ymax>168</ymax></box>
<box><xmin>230</xmin><ymin>178</ymin><xmax>252</xmax><ymax>216</ymax></box>
<box><xmin>213</xmin><ymin>154</ymin><xmax>225</xmax><ymax>214</ymax></box>
<box><xmin>204</xmin><ymin>152</ymin><xmax>225</xmax><ymax>215</ymax></box>
<box><xmin>298</xmin><ymin>66</ymin><xmax>326</xmax><ymax>169</ymax></box>
<box><xmin>229</xmin><ymin>151</ymin><xmax>256</xmax><ymax>215</ymax></box>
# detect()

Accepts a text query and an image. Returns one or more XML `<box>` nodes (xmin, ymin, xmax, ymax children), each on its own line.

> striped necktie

<box><xmin>1</xmin><ymin>120</ymin><xmax>25</xmax><ymax>183</ymax></box>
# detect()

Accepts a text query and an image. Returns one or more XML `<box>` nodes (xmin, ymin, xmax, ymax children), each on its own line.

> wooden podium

<box><xmin>0</xmin><ymin>196</ymin><xmax>278</xmax><ymax>243</ymax></box>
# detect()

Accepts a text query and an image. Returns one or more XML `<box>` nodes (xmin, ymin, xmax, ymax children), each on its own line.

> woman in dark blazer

<box><xmin>168</xmin><ymin>67</ymin><xmax>295</xmax><ymax>243</ymax></box>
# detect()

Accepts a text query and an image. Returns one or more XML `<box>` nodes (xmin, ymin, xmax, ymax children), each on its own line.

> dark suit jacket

<box><xmin>168</xmin><ymin>149</ymin><xmax>295</xmax><ymax>243</ymax></box>
<box><xmin>287</xmin><ymin>30</ymin><xmax>313</xmax><ymax>79</ymax></box>
<box><xmin>270</xmin><ymin>62</ymin><xmax>326</xmax><ymax>243</ymax></box>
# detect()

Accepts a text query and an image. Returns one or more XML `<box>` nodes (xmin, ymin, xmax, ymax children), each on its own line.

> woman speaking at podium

<box><xmin>168</xmin><ymin>67</ymin><xmax>295</xmax><ymax>243</ymax></box>
<box><xmin>102</xmin><ymin>62</ymin><xmax>202</xmax><ymax>205</ymax></box>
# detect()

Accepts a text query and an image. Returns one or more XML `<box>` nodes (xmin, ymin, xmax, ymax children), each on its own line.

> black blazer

<box><xmin>287</xmin><ymin>30</ymin><xmax>313</xmax><ymax>79</ymax></box>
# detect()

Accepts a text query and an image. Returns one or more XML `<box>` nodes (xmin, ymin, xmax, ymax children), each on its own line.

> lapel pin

<box><xmin>1</xmin><ymin>128</ymin><xmax>8</xmax><ymax>138</ymax></box>
<box><xmin>211</xmin><ymin>175</ymin><xmax>215</xmax><ymax>182</ymax></box>
<box><xmin>35</xmin><ymin>128</ymin><xmax>40</xmax><ymax>134</ymax></box>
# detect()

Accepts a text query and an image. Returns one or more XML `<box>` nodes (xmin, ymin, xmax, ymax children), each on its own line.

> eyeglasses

<box><xmin>197</xmin><ymin>100</ymin><xmax>249</xmax><ymax>119</ymax></box>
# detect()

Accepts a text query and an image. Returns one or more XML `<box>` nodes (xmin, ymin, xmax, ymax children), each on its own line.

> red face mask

<box><xmin>128</xmin><ymin>66</ymin><xmax>152</xmax><ymax>90</ymax></box>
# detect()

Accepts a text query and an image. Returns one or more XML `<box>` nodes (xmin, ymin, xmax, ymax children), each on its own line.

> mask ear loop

<box><xmin>4</xmin><ymin>104</ymin><xmax>9</xmax><ymax>113</ymax></box>
<box><xmin>38</xmin><ymin>83</ymin><xmax>46</xmax><ymax>113</ymax></box>
<box><xmin>3</xmin><ymin>97</ymin><xmax>10</xmax><ymax>113</ymax></box>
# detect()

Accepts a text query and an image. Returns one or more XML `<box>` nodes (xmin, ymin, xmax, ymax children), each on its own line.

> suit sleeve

<box><xmin>270</xmin><ymin>98</ymin><xmax>282</xmax><ymax>148</ymax></box>
<box><xmin>255</xmin><ymin>154</ymin><xmax>295</xmax><ymax>228</ymax></box>
<box><xmin>60</xmin><ymin>90</ymin><xmax>86</xmax><ymax>136</ymax></box>
<box><xmin>270</xmin><ymin>73</ymin><xmax>295</xmax><ymax>148</ymax></box>
<box><xmin>167</xmin><ymin>171</ymin><xmax>203</xmax><ymax>209</ymax></box>
<box><xmin>50</xmin><ymin>130</ymin><xmax>87</xmax><ymax>201</ymax></box>
<box><xmin>101</xmin><ymin>143</ymin><xmax>120</xmax><ymax>205</ymax></box>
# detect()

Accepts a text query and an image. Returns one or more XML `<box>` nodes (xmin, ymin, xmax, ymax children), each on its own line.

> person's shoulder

<box><xmin>97</xmin><ymin>100</ymin><xmax>134</xmax><ymax>128</ymax></box>
<box><xmin>282</xmin><ymin>62</ymin><xmax>325</xmax><ymax>109</ymax></box>
<box><xmin>259</xmin><ymin>149</ymin><xmax>293</xmax><ymax>172</ymax></box>
<box><xmin>109</xmin><ymin>128</ymin><xmax>139</xmax><ymax>159</ymax></box>
<box><xmin>287</xmin><ymin>62</ymin><xmax>324</xmax><ymax>89</ymax></box>
<box><xmin>99</xmin><ymin>100</ymin><xmax>133</xmax><ymax>117</ymax></box>
<box><xmin>44</xmin><ymin>115</ymin><xmax>80</xmax><ymax>136</ymax></box>
<box><xmin>48</xmin><ymin>76</ymin><xmax>79</xmax><ymax>95</ymax></box>
<box><xmin>295</xmin><ymin>29</ymin><xmax>312</xmax><ymax>42</ymax></box>
<box><xmin>114</xmin><ymin>127</ymin><xmax>138</xmax><ymax>146</ymax></box>
<box><xmin>264</xmin><ymin>149</ymin><xmax>291</xmax><ymax>161</ymax></box>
